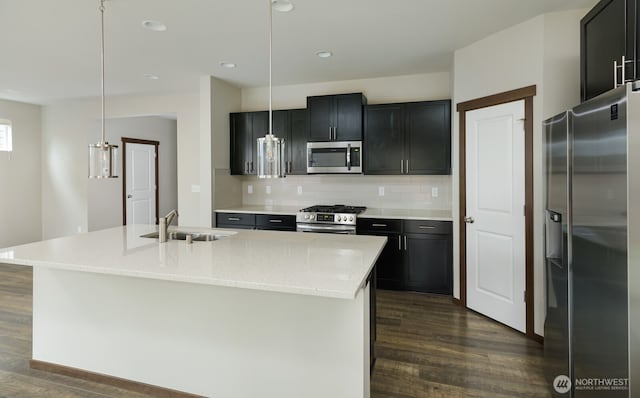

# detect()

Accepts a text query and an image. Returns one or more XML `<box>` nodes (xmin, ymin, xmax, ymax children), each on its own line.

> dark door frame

<box><xmin>456</xmin><ymin>85</ymin><xmax>540</xmax><ymax>342</ymax></box>
<box><xmin>121</xmin><ymin>137</ymin><xmax>160</xmax><ymax>226</ymax></box>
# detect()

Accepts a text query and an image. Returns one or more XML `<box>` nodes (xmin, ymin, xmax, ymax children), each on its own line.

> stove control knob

<box><xmin>349</xmin><ymin>216</ymin><xmax>354</xmax><ymax>222</ymax></box>
<box><xmin>337</xmin><ymin>216</ymin><xmax>342</xmax><ymax>222</ymax></box>
<box><xmin>310</xmin><ymin>215</ymin><xmax>315</xmax><ymax>220</ymax></box>
<box><xmin>304</xmin><ymin>214</ymin><xmax>309</xmax><ymax>220</ymax></box>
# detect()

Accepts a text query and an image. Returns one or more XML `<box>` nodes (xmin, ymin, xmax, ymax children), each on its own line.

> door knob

<box><xmin>127</xmin><ymin>194</ymin><xmax>133</xmax><ymax>199</ymax></box>
<box><xmin>464</xmin><ymin>216</ymin><xmax>475</xmax><ymax>224</ymax></box>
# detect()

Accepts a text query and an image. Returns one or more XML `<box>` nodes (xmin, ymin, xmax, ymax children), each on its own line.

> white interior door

<box><xmin>125</xmin><ymin>143</ymin><xmax>157</xmax><ymax>225</ymax></box>
<box><xmin>465</xmin><ymin>100</ymin><xmax>526</xmax><ymax>332</ymax></box>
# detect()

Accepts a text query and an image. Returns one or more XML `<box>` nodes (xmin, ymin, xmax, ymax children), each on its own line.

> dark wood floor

<box><xmin>0</xmin><ymin>263</ymin><xmax>549</xmax><ymax>397</ymax></box>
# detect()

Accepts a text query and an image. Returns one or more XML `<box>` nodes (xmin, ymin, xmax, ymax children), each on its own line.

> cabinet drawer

<box><xmin>255</xmin><ymin>214</ymin><xmax>296</xmax><ymax>230</ymax></box>
<box><xmin>403</xmin><ymin>220</ymin><xmax>451</xmax><ymax>235</ymax></box>
<box><xmin>357</xmin><ymin>218</ymin><xmax>402</xmax><ymax>233</ymax></box>
<box><xmin>216</xmin><ymin>212</ymin><xmax>256</xmax><ymax>227</ymax></box>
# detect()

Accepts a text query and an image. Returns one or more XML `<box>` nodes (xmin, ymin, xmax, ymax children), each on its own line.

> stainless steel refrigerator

<box><xmin>544</xmin><ymin>82</ymin><xmax>640</xmax><ymax>397</ymax></box>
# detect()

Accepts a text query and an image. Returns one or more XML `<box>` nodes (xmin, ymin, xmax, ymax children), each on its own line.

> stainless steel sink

<box><xmin>140</xmin><ymin>231</ymin><xmax>220</xmax><ymax>242</ymax></box>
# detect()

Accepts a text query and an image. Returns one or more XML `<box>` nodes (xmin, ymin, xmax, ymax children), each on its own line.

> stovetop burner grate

<box><xmin>299</xmin><ymin>204</ymin><xmax>367</xmax><ymax>214</ymax></box>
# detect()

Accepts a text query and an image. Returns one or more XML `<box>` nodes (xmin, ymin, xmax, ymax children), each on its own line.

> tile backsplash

<box><xmin>241</xmin><ymin>175</ymin><xmax>452</xmax><ymax>210</ymax></box>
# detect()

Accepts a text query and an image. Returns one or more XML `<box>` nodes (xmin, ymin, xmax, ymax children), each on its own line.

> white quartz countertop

<box><xmin>0</xmin><ymin>225</ymin><xmax>386</xmax><ymax>300</ymax></box>
<box><xmin>216</xmin><ymin>205</ymin><xmax>453</xmax><ymax>221</ymax></box>
<box><xmin>216</xmin><ymin>205</ymin><xmax>300</xmax><ymax>216</ymax></box>
<box><xmin>360</xmin><ymin>208</ymin><xmax>452</xmax><ymax>221</ymax></box>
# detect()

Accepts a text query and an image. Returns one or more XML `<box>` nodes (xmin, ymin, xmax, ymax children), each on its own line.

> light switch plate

<box><xmin>247</xmin><ymin>184</ymin><xmax>253</xmax><ymax>194</ymax></box>
<box><xmin>191</xmin><ymin>184</ymin><xmax>201</xmax><ymax>193</ymax></box>
<box><xmin>266</xmin><ymin>185</ymin><xmax>272</xmax><ymax>195</ymax></box>
<box><xmin>378</xmin><ymin>186</ymin><xmax>385</xmax><ymax>196</ymax></box>
<box><xmin>297</xmin><ymin>186</ymin><xmax>303</xmax><ymax>195</ymax></box>
<box><xmin>432</xmin><ymin>187</ymin><xmax>439</xmax><ymax>198</ymax></box>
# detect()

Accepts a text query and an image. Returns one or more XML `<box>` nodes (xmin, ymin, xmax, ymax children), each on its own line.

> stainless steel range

<box><xmin>296</xmin><ymin>205</ymin><xmax>367</xmax><ymax>234</ymax></box>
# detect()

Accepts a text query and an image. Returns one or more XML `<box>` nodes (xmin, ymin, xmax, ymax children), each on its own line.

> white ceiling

<box><xmin>0</xmin><ymin>0</ymin><xmax>597</xmax><ymax>104</ymax></box>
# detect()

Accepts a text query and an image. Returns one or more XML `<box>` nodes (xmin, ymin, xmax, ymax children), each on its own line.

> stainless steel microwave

<box><xmin>307</xmin><ymin>141</ymin><xmax>362</xmax><ymax>174</ymax></box>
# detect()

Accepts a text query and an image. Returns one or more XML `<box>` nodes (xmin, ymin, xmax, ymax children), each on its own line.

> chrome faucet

<box><xmin>159</xmin><ymin>209</ymin><xmax>178</xmax><ymax>243</ymax></box>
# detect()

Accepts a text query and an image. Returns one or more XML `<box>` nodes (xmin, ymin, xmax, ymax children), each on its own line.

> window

<box><xmin>0</xmin><ymin>119</ymin><xmax>12</xmax><ymax>152</ymax></box>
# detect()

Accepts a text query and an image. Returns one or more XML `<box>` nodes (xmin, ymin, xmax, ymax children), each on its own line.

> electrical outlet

<box><xmin>76</xmin><ymin>226</ymin><xmax>82</xmax><ymax>233</ymax></box>
<box><xmin>297</xmin><ymin>186</ymin><xmax>303</xmax><ymax>195</ymax></box>
<box><xmin>378</xmin><ymin>186</ymin><xmax>385</xmax><ymax>196</ymax></box>
<box><xmin>432</xmin><ymin>187</ymin><xmax>439</xmax><ymax>198</ymax></box>
<box><xmin>266</xmin><ymin>185</ymin><xmax>272</xmax><ymax>195</ymax></box>
<box><xmin>247</xmin><ymin>184</ymin><xmax>253</xmax><ymax>194</ymax></box>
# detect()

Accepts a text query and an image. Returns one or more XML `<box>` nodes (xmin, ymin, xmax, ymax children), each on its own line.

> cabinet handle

<box><xmin>614</xmin><ymin>59</ymin><xmax>619</xmax><ymax>88</ymax></box>
<box><xmin>404</xmin><ymin>235</ymin><xmax>407</xmax><ymax>250</ymax></box>
<box><xmin>372</xmin><ymin>223</ymin><xmax>387</xmax><ymax>227</ymax></box>
<box><xmin>329</xmin><ymin>126</ymin><xmax>332</xmax><ymax>140</ymax></box>
<box><xmin>418</xmin><ymin>225</ymin><xmax>436</xmax><ymax>230</ymax></box>
<box><xmin>251</xmin><ymin>161</ymin><xmax>254</xmax><ymax>173</ymax></box>
<box><xmin>398</xmin><ymin>235</ymin><xmax>401</xmax><ymax>251</ymax></box>
<box><xmin>333</xmin><ymin>127</ymin><xmax>337</xmax><ymax>140</ymax></box>
<box><xmin>406</xmin><ymin>159</ymin><xmax>409</xmax><ymax>173</ymax></box>
<box><xmin>269</xmin><ymin>219</ymin><xmax>283</xmax><ymax>223</ymax></box>
<box><xmin>622</xmin><ymin>55</ymin><xmax>626</xmax><ymax>86</ymax></box>
<box><xmin>228</xmin><ymin>217</ymin><xmax>241</xmax><ymax>221</ymax></box>
<box><xmin>400</xmin><ymin>159</ymin><xmax>404</xmax><ymax>174</ymax></box>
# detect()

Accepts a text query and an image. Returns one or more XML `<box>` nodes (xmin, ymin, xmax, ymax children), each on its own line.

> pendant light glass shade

<box><xmin>257</xmin><ymin>134</ymin><xmax>285</xmax><ymax>178</ymax></box>
<box><xmin>88</xmin><ymin>142</ymin><xmax>118</xmax><ymax>179</ymax></box>
<box><xmin>89</xmin><ymin>0</ymin><xmax>118</xmax><ymax>179</ymax></box>
<box><xmin>257</xmin><ymin>0</ymin><xmax>286</xmax><ymax>178</ymax></box>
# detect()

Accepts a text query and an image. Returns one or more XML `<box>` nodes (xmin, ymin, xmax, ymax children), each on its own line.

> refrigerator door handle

<box><xmin>545</xmin><ymin>210</ymin><xmax>562</xmax><ymax>260</ymax></box>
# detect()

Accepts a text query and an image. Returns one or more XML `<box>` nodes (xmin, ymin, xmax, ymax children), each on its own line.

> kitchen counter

<box><xmin>0</xmin><ymin>225</ymin><xmax>382</xmax><ymax>398</ymax></box>
<box><xmin>216</xmin><ymin>205</ymin><xmax>453</xmax><ymax>221</ymax></box>
<box><xmin>216</xmin><ymin>205</ymin><xmax>299</xmax><ymax>215</ymax></box>
<box><xmin>0</xmin><ymin>225</ymin><xmax>384</xmax><ymax>299</ymax></box>
<box><xmin>360</xmin><ymin>208</ymin><xmax>452</xmax><ymax>221</ymax></box>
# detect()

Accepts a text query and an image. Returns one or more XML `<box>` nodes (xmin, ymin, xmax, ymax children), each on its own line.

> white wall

<box><xmin>42</xmin><ymin>90</ymin><xmax>201</xmax><ymax>239</ymax></box>
<box><xmin>241</xmin><ymin>72</ymin><xmax>451</xmax><ymax>110</ymax></box>
<box><xmin>453</xmin><ymin>9</ymin><xmax>587</xmax><ymax>336</ymax></box>
<box><xmin>87</xmin><ymin>116</ymin><xmax>178</xmax><ymax>232</ymax></box>
<box><xmin>0</xmin><ymin>99</ymin><xmax>41</xmax><ymax>247</ymax></box>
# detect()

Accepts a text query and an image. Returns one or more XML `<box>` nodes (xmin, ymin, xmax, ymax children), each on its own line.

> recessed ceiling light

<box><xmin>220</xmin><ymin>62</ymin><xmax>237</xmax><ymax>69</ymax></box>
<box><xmin>316</xmin><ymin>51</ymin><xmax>333</xmax><ymax>58</ymax></box>
<box><xmin>272</xmin><ymin>0</ymin><xmax>294</xmax><ymax>12</ymax></box>
<box><xmin>143</xmin><ymin>74</ymin><xmax>160</xmax><ymax>80</ymax></box>
<box><xmin>142</xmin><ymin>20</ymin><xmax>167</xmax><ymax>32</ymax></box>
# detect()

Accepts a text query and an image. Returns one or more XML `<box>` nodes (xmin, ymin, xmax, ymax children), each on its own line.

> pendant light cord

<box><xmin>268</xmin><ymin>0</ymin><xmax>273</xmax><ymax>137</ymax></box>
<box><xmin>99</xmin><ymin>0</ymin><xmax>106</xmax><ymax>145</ymax></box>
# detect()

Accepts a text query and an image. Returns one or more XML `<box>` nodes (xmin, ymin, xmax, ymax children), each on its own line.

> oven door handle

<box><xmin>296</xmin><ymin>223</ymin><xmax>356</xmax><ymax>234</ymax></box>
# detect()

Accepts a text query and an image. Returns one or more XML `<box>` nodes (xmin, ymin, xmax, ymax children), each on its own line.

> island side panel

<box><xmin>32</xmin><ymin>267</ymin><xmax>369</xmax><ymax>398</ymax></box>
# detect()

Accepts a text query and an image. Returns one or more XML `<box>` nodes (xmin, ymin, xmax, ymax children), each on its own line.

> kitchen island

<box><xmin>0</xmin><ymin>225</ymin><xmax>386</xmax><ymax>398</ymax></box>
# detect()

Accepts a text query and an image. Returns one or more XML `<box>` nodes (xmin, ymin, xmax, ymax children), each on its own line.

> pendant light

<box><xmin>256</xmin><ymin>0</ymin><xmax>286</xmax><ymax>179</ymax></box>
<box><xmin>89</xmin><ymin>0</ymin><xmax>118</xmax><ymax>179</ymax></box>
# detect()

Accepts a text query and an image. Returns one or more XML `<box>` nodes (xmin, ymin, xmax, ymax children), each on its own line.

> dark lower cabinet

<box><xmin>357</xmin><ymin>218</ymin><xmax>452</xmax><ymax>295</ymax></box>
<box><xmin>215</xmin><ymin>212</ymin><xmax>295</xmax><ymax>231</ymax></box>
<box><xmin>405</xmin><ymin>233</ymin><xmax>452</xmax><ymax>295</ymax></box>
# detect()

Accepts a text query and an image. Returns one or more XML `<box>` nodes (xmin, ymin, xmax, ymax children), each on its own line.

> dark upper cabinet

<box><xmin>363</xmin><ymin>104</ymin><xmax>404</xmax><ymax>174</ymax></box>
<box><xmin>364</xmin><ymin>100</ymin><xmax>451</xmax><ymax>175</ymax></box>
<box><xmin>307</xmin><ymin>93</ymin><xmax>366</xmax><ymax>142</ymax></box>
<box><xmin>231</xmin><ymin>109</ymin><xmax>306</xmax><ymax>176</ymax></box>
<box><xmin>230</xmin><ymin>111</ymin><xmax>267</xmax><ymax>175</ymax></box>
<box><xmin>581</xmin><ymin>0</ymin><xmax>637</xmax><ymax>101</ymax></box>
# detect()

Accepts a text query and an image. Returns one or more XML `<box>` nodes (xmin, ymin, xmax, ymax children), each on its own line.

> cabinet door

<box><xmin>307</xmin><ymin>96</ymin><xmax>334</xmax><ymax>142</ymax></box>
<box><xmin>405</xmin><ymin>101</ymin><xmax>451</xmax><ymax>174</ymax></box>
<box><xmin>365</xmin><ymin>232</ymin><xmax>404</xmax><ymax>290</ymax></box>
<box><xmin>289</xmin><ymin>109</ymin><xmax>308</xmax><ymax>175</ymax></box>
<box><xmin>581</xmin><ymin>0</ymin><xmax>628</xmax><ymax>101</ymax></box>
<box><xmin>405</xmin><ymin>233</ymin><xmax>452</xmax><ymax>295</ymax></box>
<box><xmin>230</xmin><ymin>113</ymin><xmax>252</xmax><ymax>175</ymax></box>
<box><xmin>364</xmin><ymin>104</ymin><xmax>404</xmax><ymax>174</ymax></box>
<box><xmin>335</xmin><ymin>93</ymin><xmax>363</xmax><ymax>141</ymax></box>
<box><xmin>250</xmin><ymin>111</ymin><xmax>269</xmax><ymax>175</ymax></box>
